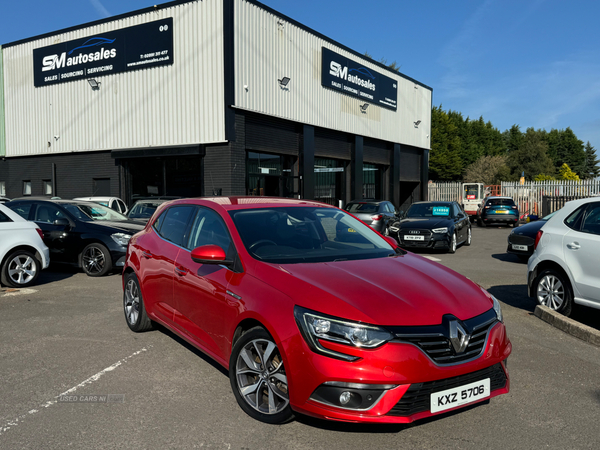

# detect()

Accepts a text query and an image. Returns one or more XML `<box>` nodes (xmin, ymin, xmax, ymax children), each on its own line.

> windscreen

<box><xmin>405</xmin><ymin>203</ymin><xmax>451</xmax><ymax>218</ymax></box>
<box><xmin>63</xmin><ymin>203</ymin><xmax>129</xmax><ymax>222</ymax></box>
<box><xmin>464</xmin><ymin>184</ymin><xmax>480</xmax><ymax>200</ymax></box>
<box><xmin>129</xmin><ymin>202</ymin><xmax>164</xmax><ymax>219</ymax></box>
<box><xmin>229</xmin><ymin>207</ymin><xmax>398</xmax><ymax>264</ymax></box>
<box><xmin>486</xmin><ymin>199</ymin><xmax>515</xmax><ymax>207</ymax></box>
<box><xmin>345</xmin><ymin>203</ymin><xmax>379</xmax><ymax>214</ymax></box>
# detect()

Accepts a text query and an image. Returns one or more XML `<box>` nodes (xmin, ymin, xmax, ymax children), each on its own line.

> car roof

<box><xmin>8</xmin><ymin>197</ymin><xmax>101</xmax><ymax>206</ymax></box>
<box><xmin>485</xmin><ymin>196</ymin><xmax>513</xmax><ymax>200</ymax></box>
<box><xmin>411</xmin><ymin>201</ymin><xmax>454</xmax><ymax>205</ymax></box>
<box><xmin>347</xmin><ymin>199</ymin><xmax>386</xmax><ymax>204</ymax></box>
<box><xmin>164</xmin><ymin>196</ymin><xmax>336</xmax><ymax>212</ymax></box>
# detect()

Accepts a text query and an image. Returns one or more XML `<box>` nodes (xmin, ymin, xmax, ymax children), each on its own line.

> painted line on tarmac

<box><xmin>422</xmin><ymin>256</ymin><xmax>442</xmax><ymax>262</ymax></box>
<box><xmin>1</xmin><ymin>288</ymin><xmax>38</xmax><ymax>297</ymax></box>
<box><xmin>0</xmin><ymin>347</ymin><xmax>150</xmax><ymax>436</ymax></box>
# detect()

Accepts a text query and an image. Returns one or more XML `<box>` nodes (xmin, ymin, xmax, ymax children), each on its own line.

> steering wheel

<box><xmin>249</xmin><ymin>239</ymin><xmax>277</xmax><ymax>251</ymax></box>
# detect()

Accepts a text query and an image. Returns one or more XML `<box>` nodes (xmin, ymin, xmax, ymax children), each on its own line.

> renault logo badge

<box><xmin>449</xmin><ymin>320</ymin><xmax>470</xmax><ymax>353</ymax></box>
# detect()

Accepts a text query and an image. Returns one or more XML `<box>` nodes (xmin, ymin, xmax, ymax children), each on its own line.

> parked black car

<box><xmin>507</xmin><ymin>211</ymin><xmax>557</xmax><ymax>261</ymax></box>
<box><xmin>344</xmin><ymin>200</ymin><xmax>397</xmax><ymax>234</ymax></box>
<box><xmin>389</xmin><ymin>201</ymin><xmax>471</xmax><ymax>253</ymax></box>
<box><xmin>5</xmin><ymin>198</ymin><xmax>144</xmax><ymax>276</ymax></box>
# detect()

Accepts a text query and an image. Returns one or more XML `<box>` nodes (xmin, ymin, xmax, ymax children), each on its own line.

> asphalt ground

<box><xmin>1</xmin><ymin>225</ymin><xmax>599</xmax><ymax>449</ymax></box>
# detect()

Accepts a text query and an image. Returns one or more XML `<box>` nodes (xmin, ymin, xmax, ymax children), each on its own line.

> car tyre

<box><xmin>448</xmin><ymin>232</ymin><xmax>457</xmax><ymax>254</ymax></box>
<box><xmin>534</xmin><ymin>269</ymin><xmax>573</xmax><ymax>316</ymax></box>
<box><xmin>1</xmin><ymin>250</ymin><xmax>41</xmax><ymax>288</ymax></box>
<box><xmin>81</xmin><ymin>243</ymin><xmax>112</xmax><ymax>277</ymax></box>
<box><xmin>230</xmin><ymin>327</ymin><xmax>293</xmax><ymax>424</ymax></box>
<box><xmin>123</xmin><ymin>272</ymin><xmax>153</xmax><ymax>332</ymax></box>
<box><xmin>464</xmin><ymin>227</ymin><xmax>472</xmax><ymax>246</ymax></box>
<box><xmin>477</xmin><ymin>218</ymin><xmax>485</xmax><ymax>227</ymax></box>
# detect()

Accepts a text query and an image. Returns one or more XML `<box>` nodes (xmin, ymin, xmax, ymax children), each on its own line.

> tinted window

<box><xmin>229</xmin><ymin>207</ymin><xmax>397</xmax><ymax>264</ymax></box>
<box><xmin>9</xmin><ymin>203</ymin><xmax>32</xmax><ymax>220</ymax></box>
<box><xmin>0</xmin><ymin>210</ymin><xmax>12</xmax><ymax>222</ymax></box>
<box><xmin>581</xmin><ymin>203</ymin><xmax>600</xmax><ymax>235</ymax></box>
<box><xmin>564</xmin><ymin>206</ymin><xmax>586</xmax><ymax>231</ymax></box>
<box><xmin>346</xmin><ymin>203</ymin><xmax>378</xmax><ymax>214</ymax></box>
<box><xmin>158</xmin><ymin>206</ymin><xmax>196</xmax><ymax>247</ymax></box>
<box><xmin>130</xmin><ymin>201</ymin><xmax>165</xmax><ymax>219</ymax></box>
<box><xmin>152</xmin><ymin>210</ymin><xmax>166</xmax><ymax>233</ymax></box>
<box><xmin>486</xmin><ymin>198</ymin><xmax>515</xmax><ymax>206</ymax></box>
<box><xmin>34</xmin><ymin>204</ymin><xmax>67</xmax><ymax>223</ymax></box>
<box><xmin>406</xmin><ymin>203</ymin><xmax>451</xmax><ymax>218</ymax></box>
<box><xmin>117</xmin><ymin>200</ymin><xmax>127</xmax><ymax>213</ymax></box>
<box><xmin>186</xmin><ymin>208</ymin><xmax>233</xmax><ymax>254</ymax></box>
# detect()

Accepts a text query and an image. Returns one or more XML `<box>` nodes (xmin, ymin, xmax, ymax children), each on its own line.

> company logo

<box><xmin>409</xmin><ymin>230</ymin><xmax>420</xmax><ymax>234</ymax></box>
<box><xmin>329</xmin><ymin>60</ymin><xmax>376</xmax><ymax>91</ymax></box>
<box><xmin>41</xmin><ymin>38</ymin><xmax>118</xmax><ymax>72</ymax></box>
<box><xmin>449</xmin><ymin>320</ymin><xmax>470</xmax><ymax>354</ymax></box>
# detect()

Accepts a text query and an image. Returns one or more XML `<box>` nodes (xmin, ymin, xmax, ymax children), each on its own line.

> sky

<box><xmin>1</xmin><ymin>0</ymin><xmax>599</xmax><ymax>152</ymax></box>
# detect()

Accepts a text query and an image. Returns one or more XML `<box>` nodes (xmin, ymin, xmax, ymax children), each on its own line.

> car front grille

<box><xmin>386</xmin><ymin>363</ymin><xmax>507</xmax><ymax>417</ymax></box>
<box><xmin>388</xmin><ymin>308</ymin><xmax>498</xmax><ymax>365</ymax></box>
<box><xmin>508</xmin><ymin>234</ymin><xmax>534</xmax><ymax>246</ymax></box>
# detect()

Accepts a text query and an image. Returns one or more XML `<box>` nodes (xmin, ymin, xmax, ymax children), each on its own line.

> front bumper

<box><xmin>393</xmin><ymin>232</ymin><xmax>452</xmax><ymax>250</ymax></box>
<box><xmin>281</xmin><ymin>321</ymin><xmax>511</xmax><ymax>423</ymax></box>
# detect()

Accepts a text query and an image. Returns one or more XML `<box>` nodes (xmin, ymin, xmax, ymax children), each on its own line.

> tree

<box><xmin>463</xmin><ymin>155</ymin><xmax>509</xmax><ymax>184</ymax></box>
<box><xmin>545</xmin><ymin>128</ymin><xmax>585</xmax><ymax>173</ymax></box>
<box><xmin>581</xmin><ymin>142</ymin><xmax>600</xmax><ymax>179</ymax></box>
<box><xmin>558</xmin><ymin>163</ymin><xmax>580</xmax><ymax>181</ymax></box>
<box><xmin>429</xmin><ymin>106</ymin><xmax>463</xmax><ymax>180</ymax></box>
<box><xmin>502</xmin><ymin>125</ymin><xmax>522</xmax><ymax>154</ymax></box>
<box><xmin>508</xmin><ymin>128</ymin><xmax>555</xmax><ymax>180</ymax></box>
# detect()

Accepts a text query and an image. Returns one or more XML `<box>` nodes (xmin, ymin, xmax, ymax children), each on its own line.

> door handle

<box><xmin>174</xmin><ymin>266</ymin><xmax>188</xmax><ymax>276</ymax></box>
<box><xmin>142</xmin><ymin>251</ymin><xmax>153</xmax><ymax>259</ymax></box>
<box><xmin>567</xmin><ymin>242</ymin><xmax>580</xmax><ymax>250</ymax></box>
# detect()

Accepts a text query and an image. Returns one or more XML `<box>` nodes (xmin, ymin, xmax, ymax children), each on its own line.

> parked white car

<box><xmin>74</xmin><ymin>197</ymin><xmax>128</xmax><ymax>215</ymax></box>
<box><xmin>0</xmin><ymin>204</ymin><xmax>50</xmax><ymax>288</ymax></box>
<box><xmin>528</xmin><ymin>197</ymin><xmax>600</xmax><ymax>316</ymax></box>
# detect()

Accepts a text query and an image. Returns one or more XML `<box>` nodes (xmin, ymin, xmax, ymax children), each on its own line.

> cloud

<box><xmin>90</xmin><ymin>0</ymin><xmax>111</xmax><ymax>18</ymax></box>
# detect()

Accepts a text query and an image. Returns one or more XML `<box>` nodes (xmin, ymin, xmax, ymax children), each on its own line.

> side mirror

<box><xmin>384</xmin><ymin>236</ymin><xmax>398</xmax><ymax>247</ymax></box>
<box><xmin>191</xmin><ymin>245</ymin><xmax>232</xmax><ymax>265</ymax></box>
<box><xmin>54</xmin><ymin>218</ymin><xmax>70</xmax><ymax>227</ymax></box>
<box><xmin>457</xmin><ymin>213</ymin><xmax>465</xmax><ymax>219</ymax></box>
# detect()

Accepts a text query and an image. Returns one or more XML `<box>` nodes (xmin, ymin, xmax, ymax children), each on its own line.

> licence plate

<box><xmin>404</xmin><ymin>235</ymin><xmax>424</xmax><ymax>241</ymax></box>
<box><xmin>512</xmin><ymin>244</ymin><xmax>528</xmax><ymax>251</ymax></box>
<box><xmin>430</xmin><ymin>378</ymin><xmax>490</xmax><ymax>413</ymax></box>
<box><xmin>495</xmin><ymin>210</ymin><xmax>508</xmax><ymax>214</ymax></box>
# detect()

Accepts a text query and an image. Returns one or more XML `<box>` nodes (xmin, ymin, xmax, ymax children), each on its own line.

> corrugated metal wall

<box><xmin>0</xmin><ymin>46</ymin><xmax>5</xmax><ymax>157</ymax></box>
<box><xmin>234</xmin><ymin>0</ymin><xmax>432</xmax><ymax>149</ymax></box>
<box><xmin>2</xmin><ymin>0</ymin><xmax>226</xmax><ymax>158</ymax></box>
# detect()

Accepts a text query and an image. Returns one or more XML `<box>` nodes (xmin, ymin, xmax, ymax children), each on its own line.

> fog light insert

<box><xmin>309</xmin><ymin>382</ymin><xmax>397</xmax><ymax>411</ymax></box>
<box><xmin>340</xmin><ymin>391</ymin><xmax>351</xmax><ymax>405</ymax></box>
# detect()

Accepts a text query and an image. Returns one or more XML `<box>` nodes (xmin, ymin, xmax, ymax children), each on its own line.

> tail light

<box><xmin>371</xmin><ymin>214</ymin><xmax>383</xmax><ymax>221</ymax></box>
<box><xmin>534</xmin><ymin>230</ymin><xmax>543</xmax><ymax>250</ymax></box>
<box><xmin>35</xmin><ymin>228</ymin><xmax>44</xmax><ymax>240</ymax></box>
<box><xmin>511</xmin><ymin>206</ymin><xmax>517</xmax><ymax>209</ymax></box>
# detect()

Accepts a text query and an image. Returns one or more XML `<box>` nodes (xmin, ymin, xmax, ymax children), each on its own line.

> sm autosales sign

<box><xmin>321</xmin><ymin>47</ymin><xmax>398</xmax><ymax>111</ymax></box>
<box><xmin>33</xmin><ymin>18</ymin><xmax>174</xmax><ymax>87</ymax></box>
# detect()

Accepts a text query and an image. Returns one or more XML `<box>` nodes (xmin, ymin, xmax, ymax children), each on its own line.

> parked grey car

<box><xmin>344</xmin><ymin>200</ymin><xmax>397</xmax><ymax>235</ymax></box>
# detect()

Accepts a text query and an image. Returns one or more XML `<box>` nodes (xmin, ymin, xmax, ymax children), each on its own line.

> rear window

<box><xmin>486</xmin><ymin>199</ymin><xmax>515</xmax><ymax>206</ymax></box>
<box><xmin>0</xmin><ymin>210</ymin><xmax>12</xmax><ymax>222</ymax></box>
<box><xmin>345</xmin><ymin>203</ymin><xmax>379</xmax><ymax>214</ymax></box>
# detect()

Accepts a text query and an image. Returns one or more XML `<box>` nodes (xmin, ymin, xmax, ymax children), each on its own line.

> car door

<box><xmin>453</xmin><ymin>202</ymin><xmax>466</xmax><ymax>242</ymax></box>
<box><xmin>31</xmin><ymin>202</ymin><xmax>81</xmax><ymax>264</ymax></box>
<box><xmin>138</xmin><ymin>205</ymin><xmax>196</xmax><ymax>325</ymax></box>
<box><xmin>173</xmin><ymin>206</ymin><xmax>242</xmax><ymax>362</ymax></box>
<box><xmin>563</xmin><ymin>202</ymin><xmax>600</xmax><ymax>303</ymax></box>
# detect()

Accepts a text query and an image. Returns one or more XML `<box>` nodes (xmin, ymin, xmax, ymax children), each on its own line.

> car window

<box><xmin>345</xmin><ymin>203</ymin><xmax>378</xmax><ymax>214</ymax></box>
<box><xmin>129</xmin><ymin>201</ymin><xmax>164</xmax><ymax>219</ymax></box>
<box><xmin>0</xmin><ymin>210</ymin><xmax>12</xmax><ymax>222</ymax></box>
<box><xmin>152</xmin><ymin>209</ymin><xmax>166</xmax><ymax>233</ymax></box>
<box><xmin>406</xmin><ymin>203</ymin><xmax>451</xmax><ymax>218</ymax></box>
<box><xmin>34</xmin><ymin>204</ymin><xmax>67</xmax><ymax>224</ymax></box>
<box><xmin>581</xmin><ymin>203</ymin><xmax>600</xmax><ymax>235</ymax></box>
<box><xmin>186</xmin><ymin>208</ymin><xmax>233</xmax><ymax>255</ymax></box>
<box><xmin>157</xmin><ymin>205</ymin><xmax>196</xmax><ymax>247</ymax></box>
<box><xmin>385</xmin><ymin>203</ymin><xmax>394</xmax><ymax>214</ymax></box>
<box><xmin>108</xmin><ymin>200</ymin><xmax>120</xmax><ymax>211</ymax></box>
<box><xmin>486</xmin><ymin>199</ymin><xmax>515</xmax><ymax>206</ymax></box>
<box><xmin>8</xmin><ymin>203</ymin><xmax>33</xmax><ymax>220</ymax></box>
<box><xmin>117</xmin><ymin>200</ymin><xmax>127</xmax><ymax>213</ymax></box>
<box><xmin>453</xmin><ymin>203</ymin><xmax>462</xmax><ymax>217</ymax></box>
<box><xmin>564</xmin><ymin>205</ymin><xmax>586</xmax><ymax>231</ymax></box>
<box><xmin>229</xmin><ymin>207</ymin><xmax>397</xmax><ymax>264</ymax></box>
<box><xmin>63</xmin><ymin>203</ymin><xmax>128</xmax><ymax>222</ymax></box>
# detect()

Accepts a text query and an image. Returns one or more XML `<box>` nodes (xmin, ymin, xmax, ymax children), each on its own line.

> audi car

<box><xmin>123</xmin><ymin>197</ymin><xmax>510</xmax><ymax>424</ymax></box>
<box><xmin>389</xmin><ymin>201</ymin><xmax>471</xmax><ymax>253</ymax></box>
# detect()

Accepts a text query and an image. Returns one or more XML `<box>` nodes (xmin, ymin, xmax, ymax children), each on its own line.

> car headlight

<box><xmin>111</xmin><ymin>233</ymin><xmax>132</xmax><ymax>247</ymax></box>
<box><xmin>294</xmin><ymin>306</ymin><xmax>394</xmax><ymax>361</ymax></box>
<box><xmin>432</xmin><ymin>227</ymin><xmax>448</xmax><ymax>234</ymax></box>
<box><xmin>389</xmin><ymin>226</ymin><xmax>399</xmax><ymax>232</ymax></box>
<box><xmin>492</xmin><ymin>295</ymin><xmax>503</xmax><ymax>322</ymax></box>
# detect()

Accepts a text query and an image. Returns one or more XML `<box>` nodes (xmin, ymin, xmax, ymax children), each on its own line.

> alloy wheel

<box><xmin>124</xmin><ymin>278</ymin><xmax>140</xmax><ymax>325</ymax></box>
<box><xmin>235</xmin><ymin>338</ymin><xmax>289</xmax><ymax>415</ymax></box>
<box><xmin>537</xmin><ymin>274</ymin><xmax>565</xmax><ymax>311</ymax></box>
<box><xmin>8</xmin><ymin>254</ymin><xmax>37</xmax><ymax>286</ymax></box>
<box><xmin>83</xmin><ymin>246</ymin><xmax>106</xmax><ymax>275</ymax></box>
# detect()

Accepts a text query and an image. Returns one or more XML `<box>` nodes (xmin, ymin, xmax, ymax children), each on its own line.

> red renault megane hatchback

<box><xmin>122</xmin><ymin>197</ymin><xmax>511</xmax><ymax>424</ymax></box>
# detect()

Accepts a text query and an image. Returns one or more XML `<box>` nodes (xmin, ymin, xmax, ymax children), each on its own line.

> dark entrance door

<box><xmin>314</xmin><ymin>158</ymin><xmax>345</xmax><ymax>206</ymax></box>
